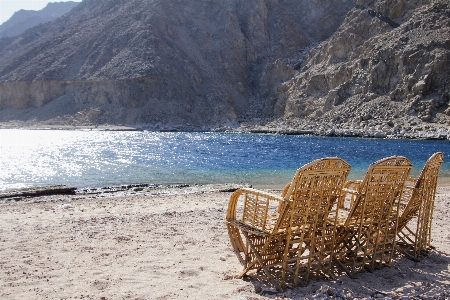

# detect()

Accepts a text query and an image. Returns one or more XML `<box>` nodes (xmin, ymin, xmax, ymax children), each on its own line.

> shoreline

<box><xmin>1</xmin><ymin>122</ymin><xmax>450</xmax><ymax>140</ymax></box>
<box><xmin>2</xmin><ymin>179</ymin><xmax>450</xmax><ymax>203</ymax></box>
<box><xmin>0</xmin><ymin>183</ymin><xmax>252</xmax><ymax>203</ymax></box>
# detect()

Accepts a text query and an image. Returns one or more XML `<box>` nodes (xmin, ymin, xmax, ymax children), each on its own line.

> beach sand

<box><xmin>0</xmin><ymin>185</ymin><xmax>449</xmax><ymax>299</ymax></box>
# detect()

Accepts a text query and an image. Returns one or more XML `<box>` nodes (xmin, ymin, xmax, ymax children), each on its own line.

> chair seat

<box><xmin>227</xmin><ymin>220</ymin><xmax>271</xmax><ymax>237</ymax></box>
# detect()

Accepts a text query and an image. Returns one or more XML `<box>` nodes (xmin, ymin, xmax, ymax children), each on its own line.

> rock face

<box><xmin>275</xmin><ymin>0</ymin><xmax>450</xmax><ymax>136</ymax></box>
<box><xmin>0</xmin><ymin>2</ymin><xmax>79</xmax><ymax>38</ymax></box>
<box><xmin>0</xmin><ymin>0</ymin><xmax>448</xmax><ymax>133</ymax></box>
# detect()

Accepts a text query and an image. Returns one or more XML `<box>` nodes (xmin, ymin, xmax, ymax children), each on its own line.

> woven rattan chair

<box><xmin>226</xmin><ymin>158</ymin><xmax>351</xmax><ymax>290</ymax></box>
<box><xmin>333</xmin><ymin>156</ymin><xmax>412</xmax><ymax>278</ymax></box>
<box><xmin>395</xmin><ymin>152</ymin><xmax>444</xmax><ymax>261</ymax></box>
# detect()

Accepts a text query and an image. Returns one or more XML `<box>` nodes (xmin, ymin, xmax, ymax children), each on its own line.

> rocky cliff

<box><xmin>0</xmin><ymin>0</ymin><xmax>448</xmax><ymax>136</ymax></box>
<box><xmin>268</xmin><ymin>0</ymin><xmax>450</xmax><ymax>138</ymax></box>
<box><xmin>0</xmin><ymin>2</ymin><xmax>79</xmax><ymax>38</ymax></box>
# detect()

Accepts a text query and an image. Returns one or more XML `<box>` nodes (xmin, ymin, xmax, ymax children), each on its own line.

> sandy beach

<box><xmin>0</xmin><ymin>184</ymin><xmax>449</xmax><ymax>299</ymax></box>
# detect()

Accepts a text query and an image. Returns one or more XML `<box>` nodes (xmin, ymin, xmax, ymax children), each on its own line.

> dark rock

<box><xmin>0</xmin><ymin>185</ymin><xmax>77</xmax><ymax>199</ymax></box>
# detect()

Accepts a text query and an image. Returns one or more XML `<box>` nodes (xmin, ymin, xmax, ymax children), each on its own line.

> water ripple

<box><xmin>1</xmin><ymin>130</ymin><xmax>449</xmax><ymax>190</ymax></box>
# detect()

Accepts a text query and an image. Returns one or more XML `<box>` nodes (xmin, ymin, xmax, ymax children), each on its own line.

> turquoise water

<box><xmin>1</xmin><ymin>129</ymin><xmax>449</xmax><ymax>191</ymax></box>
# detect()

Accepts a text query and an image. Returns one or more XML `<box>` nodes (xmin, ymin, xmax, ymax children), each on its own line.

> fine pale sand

<box><xmin>1</xmin><ymin>185</ymin><xmax>449</xmax><ymax>299</ymax></box>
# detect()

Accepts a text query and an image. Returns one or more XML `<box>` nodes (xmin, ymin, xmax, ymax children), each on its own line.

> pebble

<box><xmin>60</xmin><ymin>204</ymin><xmax>75</xmax><ymax>209</ymax></box>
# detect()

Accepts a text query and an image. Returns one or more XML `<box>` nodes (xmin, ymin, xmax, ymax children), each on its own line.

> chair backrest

<box><xmin>344</xmin><ymin>156</ymin><xmax>413</xmax><ymax>228</ymax></box>
<box><xmin>397</xmin><ymin>152</ymin><xmax>444</xmax><ymax>244</ymax></box>
<box><xmin>334</xmin><ymin>156</ymin><xmax>412</xmax><ymax>274</ymax></box>
<box><xmin>274</xmin><ymin>157</ymin><xmax>351</xmax><ymax>234</ymax></box>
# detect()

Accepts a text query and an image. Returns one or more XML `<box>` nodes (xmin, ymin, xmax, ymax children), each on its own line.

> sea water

<box><xmin>1</xmin><ymin>129</ymin><xmax>449</xmax><ymax>191</ymax></box>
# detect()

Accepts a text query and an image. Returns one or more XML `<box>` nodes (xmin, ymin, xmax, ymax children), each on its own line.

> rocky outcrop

<box><xmin>273</xmin><ymin>0</ymin><xmax>450</xmax><ymax>137</ymax></box>
<box><xmin>0</xmin><ymin>0</ymin><xmax>448</xmax><ymax>137</ymax></box>
<box><xmin>0</xmin><ymin>2</ymin><xmax>79</xmax><ymax>38</ymax></box>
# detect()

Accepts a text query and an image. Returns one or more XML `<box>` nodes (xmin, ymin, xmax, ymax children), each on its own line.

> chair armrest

<box><xmin>226</xmin><ymin>188</ymin><xmax>286</xmax><ymax>232</ymax></box>
<box><xmin>281</xmin><ymin>183</ymin><xmax>291</xmax><ymax>197</ymax></box>
<box><xmin>404</xmin><ymin>177</ymin><xmax>418</xmax><ymax>188</ymax></box>
<box><xmin>398</xmin><ymin>183</ymin><xmax>420</xmax><ymax>209</ymax></box>
<box><xmin>341</xmin><ymin>188</ymin><xmax>359</xmax><ymax>194</ymax></box>
<box><xmin>338</xmin><ymin>180</ymin><xmax>362</xmax><ymax>209</ymax></box>
<box><xmin>343</xmin><ymin>180</ymin><xmax>362</xmax><ymax>191</ymax></box>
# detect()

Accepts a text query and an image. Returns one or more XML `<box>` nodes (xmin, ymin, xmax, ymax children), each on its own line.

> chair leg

<box><xmin>248</xmin><ymin>243</ymin><xmax>284</xmax><ymax>291</ymax></box>
<box><xmin>238</xmin><ymin>231</ymin><xmax>284</xmax><ymax>291</ymax></box>
<box><xmin>332</xmin><ymin>254</ymin><xmax>356</xmax><ymax>279</ymax></box>
<box><xmin>236</xmin><ymin>259</ymin><xmax>257</xmax><ymax>279</ymax></box>
<box><xmin>394</xmin><ymin>244</ymin><xmax>420</xmax><ymax>262</ymax></box>
<box><xmin>227</xmin><ymin>224</ymin><xmax>248</xmax><ymax>265</ymax></box>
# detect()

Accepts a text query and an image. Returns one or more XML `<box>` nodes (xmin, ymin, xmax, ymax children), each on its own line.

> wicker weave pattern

<box><xmin>334</xmin><ymin>156</ymin><xmax>412</xmax><ymax>277</ymax></box>
<box><xmin>396</xmin><ymin>152</ymin><xmax>444</xmax><ymax>260</ymax></box>
<box><xmin>226</xmin><ymin>158</ymin><xmax>351</xmax><ymax>290</ymax></box>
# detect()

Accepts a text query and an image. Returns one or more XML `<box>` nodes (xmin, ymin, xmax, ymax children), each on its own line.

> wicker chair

<box><xmin>226</xmin><ymin>158</ymin><xmax>351</xmax><ymax>290</ymax></box>
<box><xmin>333</xmin><ymin>156</ymin><xmax>412</xmax><ymax>278</ymax></box>
<box><xmin>395</xmin><ymin>152</ymin><xmax>444</xmax><ymax>261</ymax></box>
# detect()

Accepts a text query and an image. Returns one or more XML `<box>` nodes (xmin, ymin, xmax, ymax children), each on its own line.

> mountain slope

<box><xmin>0</xmin><ymin>0</ymin><xmax>448</xmax><ymax>133</ymax></box>
<box><xmin>0</xmin><ymin>2</ymin><xmax>79</xmax><ymax>38</ymax></box>
<box><xmin>0</xmin><ymin>0</ymin><xmax>356</xmax><ymax>129</ymax></box>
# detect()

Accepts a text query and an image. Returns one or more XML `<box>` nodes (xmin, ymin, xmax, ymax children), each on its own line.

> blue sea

<box><xmin>1</xmin><ymin>129</ymin><xmax>449</xmax><ymax>191</ymax></box>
